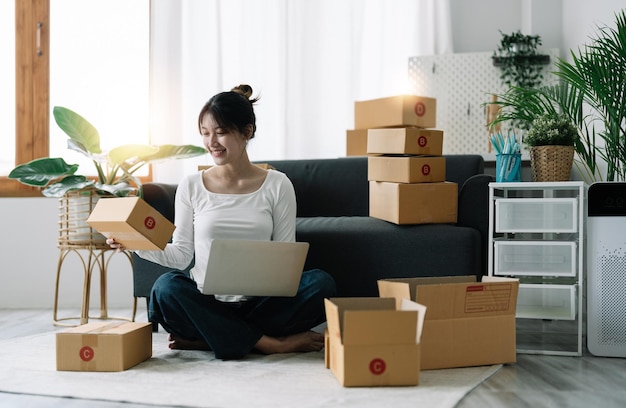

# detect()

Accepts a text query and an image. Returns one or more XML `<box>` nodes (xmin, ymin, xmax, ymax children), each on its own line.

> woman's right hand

<box><xmin>106</xmin><ymin>237</ymin><xmax>127</xmax><ymax>252</ymax></box>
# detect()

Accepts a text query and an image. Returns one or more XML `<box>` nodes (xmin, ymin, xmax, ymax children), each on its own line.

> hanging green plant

<box><xmin>492</xmin><ymin>30</ymin><xmax>549</xmax><ymax>90</ymax></box>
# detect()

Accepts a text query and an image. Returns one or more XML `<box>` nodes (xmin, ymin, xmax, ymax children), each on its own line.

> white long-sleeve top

<box><xmin>135</xmin><ymin>169</ymin><xmax>297</xmax><ymax>301</ymax></box>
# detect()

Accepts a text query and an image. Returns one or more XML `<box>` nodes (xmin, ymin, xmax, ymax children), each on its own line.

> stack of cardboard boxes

<box><xmin>324</xmin><ymin>94</ymin><xmax>520</xmax><ymax>387</ymax></box>
<box><xmin>349</xmin><ymin>94</ymin><xmax>457</xmax><ymax>225</ymax></box>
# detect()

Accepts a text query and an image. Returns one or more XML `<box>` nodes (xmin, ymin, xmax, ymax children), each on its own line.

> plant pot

<box><xmin>529</xmin><ymin>145</ymin><xmax>575</xmax><ymax>182</ymax></box>
<box><xmin>58</xmin><ymin>188</ymin><xmax>109</xmax><ymax>247</ymax></box>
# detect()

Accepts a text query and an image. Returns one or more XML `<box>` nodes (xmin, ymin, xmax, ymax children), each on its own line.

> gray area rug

<box><xmin>0</xmin><ymin>331</ymin><xmax>500</xmax><ymax>407</ymax></box>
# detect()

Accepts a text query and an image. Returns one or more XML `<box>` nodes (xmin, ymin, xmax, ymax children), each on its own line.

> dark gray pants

<box><xmin>149</xmin><ymin>269</ymin><xmax>336</xmax><ymax>360</ymax></box>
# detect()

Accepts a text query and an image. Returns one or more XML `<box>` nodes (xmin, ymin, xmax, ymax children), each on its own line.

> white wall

<box><xmin>0</xmin><ymin>197</ymin><xmax>139</xmax><ymax>314</ymax></box>
<box><xmin>2</xmin><ymin>0</ymin><xmax>625</xmax><ymax>309</ymax></box>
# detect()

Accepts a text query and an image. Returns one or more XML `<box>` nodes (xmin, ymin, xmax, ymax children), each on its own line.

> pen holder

<box><xmin>496</xmin><ymin>153</ymin><xmax>521</xmax><ymax>182</ymax></box>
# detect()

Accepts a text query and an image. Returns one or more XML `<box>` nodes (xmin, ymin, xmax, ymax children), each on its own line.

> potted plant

<box><xmin>524</xmin><ymin>113</ymin><xmax>578</xmax><ymax>182</ymax></box>
<box><xmin>9</xmin><ymin>106</ymin><xmax>207</xmax><ymax>197</ymax></box>
<box><xmin>9</xmin><ymin>106</ymin><xmax>207</xmax><ymax>245</ymax></box>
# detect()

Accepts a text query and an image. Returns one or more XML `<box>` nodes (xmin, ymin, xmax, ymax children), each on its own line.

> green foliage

<box><xmin>493</xmin><ymin>30</ymin><xmax>545</xmax><ymax>89</ymax></box>
<box><xmin>487</xmin><ymin>10</ymin><xmax>626</xmax><ymax>183</ymax></box>
<box><xmin>553</xmin><ymin>10</ymin><xmax>626</xmax><ymax>181</ymax></box>
<box><xmin>524</xmin><ymin>114</ymin><xmax>578</xmax><ymax>147</ymax></box>
<box><xmin>9</xmin><ymin>106</ymin><xmax>207</xmax><ymax>197</ymax></box>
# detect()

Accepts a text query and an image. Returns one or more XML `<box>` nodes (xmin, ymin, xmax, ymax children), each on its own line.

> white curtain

<box><xmin>150</xmin><ymin>0</ymin><xmax>453</xmax><ymax>182</ymax></box>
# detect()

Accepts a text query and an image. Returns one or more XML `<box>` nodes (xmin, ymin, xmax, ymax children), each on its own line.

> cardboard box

<box><xmin>369</xmin><ymin>181</ymin><xmax>458</xmax><ymax>225</ymax></box>
<box><xmin>378</xmin><ymin>276</ymin><xmax>519</xmax><ymax>370</ymax></box>
<box><xmin>56</xmin><ymin>322</ymin><xmax>153</xmax><ymax>371</ymax></box>
<box><xmin>86</xmin><ymin>197</ymin><xmax>175</xmax><ymax>250</ymax></box>
<box><xmin>354</xmin><ymin>95</ymin><xmax>436</xmax><ymax>129</ymax></box>
<box><xmin>346</xmin><ymin>129</ymin><xmax>369</xmax><ymax>156</ymax></box>
<box><xmin>367</xmin><ymin>128</ymin><xmax>443</xmax><ymax>155</ymax></box>
<box><xmin>324</xmin><ymin>297</ymin><xmax>426</xmax><ymax>387</ymax></box>
<box><xmin>368</xmin><ymin>155</ymin><xmax>446</xmax><ymax>183</ymax></box>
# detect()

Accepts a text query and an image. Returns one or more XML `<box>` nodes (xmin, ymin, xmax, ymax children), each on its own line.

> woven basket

<box><xmin>529</xmin><ymin>145</ymin><xmax>575</xmax><ymax>182</ymax></box>
<box><xmin>58</xmin><ymin>188</ymin><xmax>109</xmax><ymax>248</ymax></box>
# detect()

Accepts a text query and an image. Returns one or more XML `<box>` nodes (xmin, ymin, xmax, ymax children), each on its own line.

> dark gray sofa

<box><xmin>133</xmin><ymin>155</ymin><xmax>493</xmax><ymax>312</ymax></box>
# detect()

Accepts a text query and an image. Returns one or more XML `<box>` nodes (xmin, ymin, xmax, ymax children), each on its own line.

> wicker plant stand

<box><xmin>52</xmin><ymin>189</ymin><xmax>137</xmax><ymax>326</ymax></box>
<box><xmin>529</xmin><ymin>145</ymin><xmax>575</xmax><ymax>182</ymax></box>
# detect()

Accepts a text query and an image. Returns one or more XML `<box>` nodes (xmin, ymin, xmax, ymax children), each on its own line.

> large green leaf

<box><xmin>53</xmin><ymin>106</ymin><xmax>102</xmax><ymax>154</ymax></box>
<box><xmin>109</xmin><ymin>144</ymin><xmax>207</xmax><ymax>175</ymax></box>
<box><xmin>108</xmin><ymin>144</ymin><xmax>160</xmax><ymax>167</ymax></box>
<box><xmin>41</xmin><ymin>175</ymin><xmax>95</xmax><ymax>198</ymax></box>
<box><xmin>95</xmin><ymin>181</ymin><xmax>137</xmax><ymax>197</ymax></box>
<box><xmin>8</xmin><ymin>157</ymin><xmax>78</xmax><ymax>187</ymax></box>
<box><xmin>143</xmin><ymin>144</ymin><xmax>208</xmax><ymax>162</ymax></box>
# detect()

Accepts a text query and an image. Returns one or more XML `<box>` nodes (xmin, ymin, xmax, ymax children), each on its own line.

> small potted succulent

<box><xmin>524</xmin><ymin>113</ymin><xmax>578</xmax><ymax>182</ymax></box>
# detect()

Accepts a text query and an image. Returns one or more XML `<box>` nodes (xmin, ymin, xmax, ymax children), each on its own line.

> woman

<box><xmin>107</xmin><ymin>85</ymin><xmax>337</xmax><ymax>360</ymax></box>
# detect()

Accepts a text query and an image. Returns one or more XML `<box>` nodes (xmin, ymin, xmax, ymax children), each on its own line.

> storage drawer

<box><xmin>494</xmin><ymin>241</ymin><xmax>577</xmax><ymax>277</ymax></box>
<box><xmin>516</xmin><ymin>284</ymin><xmax>576</xmax><ymax>320</ymax></box>
<box><xmin>495</xmin><ymin>198</ymin><xmax>578</xmax><ymax>233</ymax></box>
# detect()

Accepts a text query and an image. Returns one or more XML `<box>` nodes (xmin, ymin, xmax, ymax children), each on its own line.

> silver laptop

<box><xmin>202</xmin><ymin>239</ymin><xmax>310</xmax><ymax>297</ymax></box>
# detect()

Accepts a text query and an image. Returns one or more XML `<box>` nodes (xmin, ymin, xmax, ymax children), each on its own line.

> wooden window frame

<box><xmin>0</xmin><ymin>0</ymin><xmax>49</xmax><ymax>197</ymax></box>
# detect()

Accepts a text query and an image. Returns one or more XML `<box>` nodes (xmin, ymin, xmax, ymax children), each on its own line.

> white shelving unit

<box><xmin>488</xmin><ymin>181</ymin><xmax>585</xmax><ymax>356</ymax></box>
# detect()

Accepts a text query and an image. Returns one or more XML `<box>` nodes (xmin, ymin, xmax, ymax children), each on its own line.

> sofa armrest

<box><xmin>133</xmin><ymin>182</ymin><xmax>182</xmax><ymax>300</ymax></box>
<box><xmin>457</xmin><ymin>174</ymin><xmax>494</xmax><ymax>276</ymax></box>
<box><xmin>141</xmin><ymin>183</ymin><xmax>178</xmax><ymax>222</ymax></box>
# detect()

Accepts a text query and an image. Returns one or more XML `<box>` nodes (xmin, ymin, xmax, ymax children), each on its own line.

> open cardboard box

<box><xmin>86</xmin><ymin>196</ymin><xmax>175</xmax><ymax>250</ymax></box>
<box><xmin>324</xmin><ymin>297</ymin><xmax>426</xmax><ymax>387</ymax></box>
<box><xmin>378</xmin><ymin>276</ymin><xmax>519</xmax><ymax>370</ymax></box>
<box><xmin>56</xmin><ymin>322</ymin><xmax>152</xmax><ymax>372</ymax></box>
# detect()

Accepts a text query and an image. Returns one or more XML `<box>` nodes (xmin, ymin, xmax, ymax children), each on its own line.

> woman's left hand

<box><xmin>106</xmin><ymin>237</ymin><xmax>127</xmax><ymax>252</ymax></box>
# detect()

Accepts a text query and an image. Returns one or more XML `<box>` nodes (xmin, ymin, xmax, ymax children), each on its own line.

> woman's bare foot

<box><xmin>254</xmin><ymin>331</ymin><xmax>324</xmax><ymax>355</ymax></box>
<box><xmin>168</xmin><ymin>333</ymin><xmax>211</xmax><ymax>351</ymax></box>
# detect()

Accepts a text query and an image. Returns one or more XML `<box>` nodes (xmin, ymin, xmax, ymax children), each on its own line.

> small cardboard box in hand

<box><xmin>87</xmin><ymin>196</ymin><xmax>175</xmax><ymax>250</ymax></box>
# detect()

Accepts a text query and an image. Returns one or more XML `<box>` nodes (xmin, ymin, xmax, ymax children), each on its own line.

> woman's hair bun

<box><xmin>231</xmin><ymin>84</ymin><xmax>254</xmax><ymax>100</ymax></box>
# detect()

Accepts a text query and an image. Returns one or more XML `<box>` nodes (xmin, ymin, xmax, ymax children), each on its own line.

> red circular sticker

<box><xmin>79</xmin><ymin>346</ymin><xmax>94</xmax><ymax>362</ymax></box>
<box><xmin>422</xmin><ymin>164</ymin><xmax>431</xmax><ymax>176</ymax></box>
<box><xmin>144</xmin><ymin>216</ymin><xmax>156</xmax><ymax>230</ymax></box>
<box><xmin>418</xmin><ymin>136</ymin><xmax>428</xmax><ymax>147</ymax></box>
<box><xmin>369</xmin><ymin>358</ymin><xmax>386</xmax><ymax>375</ymax></box>
<box><xmin>414</xmin><ymin>101</ymin><xmax>426</xmax><ymax>117</ymax></box>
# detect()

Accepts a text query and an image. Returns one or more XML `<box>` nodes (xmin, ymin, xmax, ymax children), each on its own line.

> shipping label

<box><xmin>464</xmin><ymin>283</ymin><xmax>512</xmax><ymax>313</ymax></box>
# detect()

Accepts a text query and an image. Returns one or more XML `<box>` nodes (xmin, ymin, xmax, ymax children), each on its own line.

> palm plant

<box><xmin>554</xmin><ymin>10</ymin><xmax>626</xmax><ymax>182</ymax></box>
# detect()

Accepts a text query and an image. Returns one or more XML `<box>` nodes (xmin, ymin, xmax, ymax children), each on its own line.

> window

<box><xmin>1</xmin><ymin>0</ymin><xmax>150</xmax><ymax>197</ymax></box>
<box><xmin>49</xmin><ymin>0</ymin><xmax>150</xmax><ymax>173</ymax></box>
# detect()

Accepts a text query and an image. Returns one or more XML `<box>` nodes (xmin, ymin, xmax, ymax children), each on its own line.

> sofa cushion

<box><xmin>264</xmin><ymin>157</ymin><xmax>369</xmax><ymax>217</ymax></box>
<box><xmin>264</xmin><ymin>155</ymin><xmax>485</xmax><ymax>219</ymax></box>
<box><xmin>296</xmin><ymin>216</ymin><xmax>482</xmax><ymax>297</ymax></box>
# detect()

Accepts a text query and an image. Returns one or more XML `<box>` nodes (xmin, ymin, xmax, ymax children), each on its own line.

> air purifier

<box><xmin>587</xmin><ymin>182</ymin><xmax>626</xmax><ymax>357</ymax></box>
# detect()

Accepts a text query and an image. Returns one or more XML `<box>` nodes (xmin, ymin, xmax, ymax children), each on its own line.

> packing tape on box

<box><xmin>77</xmin><ymin>322</ymin><xmax>126</xmax><ymax>371</ymax></box>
